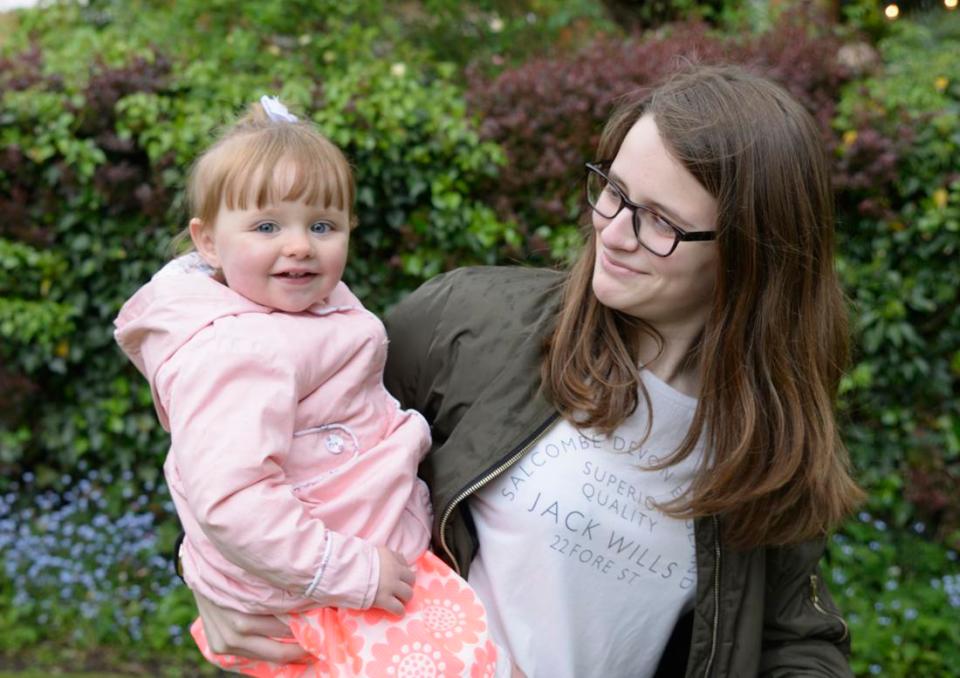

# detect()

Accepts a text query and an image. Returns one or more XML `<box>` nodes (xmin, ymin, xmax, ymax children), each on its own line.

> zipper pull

<box><xmin>809</xmin><ymin>572</ymin><xmax>850</xmax><ymax>643</ymax></box>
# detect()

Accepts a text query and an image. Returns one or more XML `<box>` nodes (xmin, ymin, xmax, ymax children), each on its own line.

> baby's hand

<box><xmin>373</xmin><ymin>546</ymin><xmax>415</xmax><ymax>615</ymax></box>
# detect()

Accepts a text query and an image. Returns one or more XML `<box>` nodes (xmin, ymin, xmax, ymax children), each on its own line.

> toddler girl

<box><xmin>115</xmin><ymin>96</ymin><xmax>509</xmax><ymax>677</ymax></box>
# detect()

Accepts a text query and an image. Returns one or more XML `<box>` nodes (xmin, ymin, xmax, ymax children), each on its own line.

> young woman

<box><xmin>186</xmin><ymin>65</ymin><xmax>862</xmax><ymax>677</ymax></box>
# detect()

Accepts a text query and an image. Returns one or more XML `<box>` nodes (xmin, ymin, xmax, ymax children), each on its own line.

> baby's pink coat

<box><xmin>114</xmin><ymin>270</ymin><xmax>432</xmax><ymax>614</ymax></box>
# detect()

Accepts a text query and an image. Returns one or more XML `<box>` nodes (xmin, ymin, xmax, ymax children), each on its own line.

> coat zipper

<box><xmin>439</xmin><ymin>412</ymin><xmax>559</xmax><ymax>575</ymax></box>
<box><xmin>702</xmin><ymin>514</ymin><xmax>721</xmax><ymax>678</ymax></box>
<box><xmin>809</xmin><ymin>573</ymin><xmax>849</xmax><ymax>643</ymax></box>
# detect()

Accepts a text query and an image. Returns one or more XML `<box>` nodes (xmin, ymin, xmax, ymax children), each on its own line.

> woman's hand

<box><xmin>193</xmin><ymin>590</ymin><xmax>310</xmax><ymax>664</ymax></box>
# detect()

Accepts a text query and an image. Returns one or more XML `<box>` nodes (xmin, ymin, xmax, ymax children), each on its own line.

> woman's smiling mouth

<box><xmin>599</xmin><ymin>250</ymin><xmax>647</xmax><ymax>276</ymax></box>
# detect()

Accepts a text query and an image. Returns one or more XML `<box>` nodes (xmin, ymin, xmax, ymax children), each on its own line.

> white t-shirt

<box><xmin>467</xmin><ymin>370</ymin><xmax>704</xmax><ymax>678</ymax></box>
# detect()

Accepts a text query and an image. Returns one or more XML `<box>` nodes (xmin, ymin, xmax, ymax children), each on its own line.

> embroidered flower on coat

<box><xmin>366</xmin><ymin>622</ymin><xmax>465</xmax><ymax>677</ymax></box>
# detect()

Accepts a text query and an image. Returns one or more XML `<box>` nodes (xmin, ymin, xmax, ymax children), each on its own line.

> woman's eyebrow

<box><xmin>607</xmin><ymin>168</ymin><xmax>694</xmax><ymax>230</ymax></box>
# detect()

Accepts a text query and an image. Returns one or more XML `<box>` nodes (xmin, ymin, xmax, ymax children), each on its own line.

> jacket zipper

<box><xmin>439</xmin><ymin>413</ymin><xmax>559</xmax><ymax>575</ymax></box>
<box><xmin>703</xmin><ymin>514</ymin><xmax>721</xmax><ymax>678</ymax></box>
<box><xmin>809</xmin><ymin>573</ymin><xmax>849</xmax><ymax>643</ymax></box>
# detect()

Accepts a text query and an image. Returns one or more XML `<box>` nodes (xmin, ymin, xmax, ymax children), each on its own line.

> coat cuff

<box><xmin>304</xmin><ymin>531</ymin><xmax>379</xmax><ymax>609</ymax></box>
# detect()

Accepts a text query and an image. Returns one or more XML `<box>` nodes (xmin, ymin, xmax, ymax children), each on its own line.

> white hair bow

<box><xmin>260</xmin><ymin>95</ymin><xmax>298</xmax><ymax>123</ymax></box>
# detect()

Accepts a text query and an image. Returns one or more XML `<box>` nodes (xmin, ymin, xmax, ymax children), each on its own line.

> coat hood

<box><xmin>114</xmin><ymin>254</ymin><xmax>272</xmax><ymax>427</ymax></box>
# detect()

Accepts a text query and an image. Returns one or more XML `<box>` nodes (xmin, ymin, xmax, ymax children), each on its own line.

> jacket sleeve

<box><xmin>161</xmin><ymin>330</ymin><xmax>380</xmax><ymax>610</ymax></box>
<box><xmin>382</xmin><ymin>272</ymin><xmax>456</xmax><ymax>418</ymax></box>
<box><xmin>759</xmin><ymin>539</ymin><xmax>853</xmax><ymax>677</ymax></box>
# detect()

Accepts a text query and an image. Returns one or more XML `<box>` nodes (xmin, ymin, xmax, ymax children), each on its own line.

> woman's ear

<box><xmin>189</xmin><ymin>218</ymin><xmax>220</xmax><ymax>268</ymax></box>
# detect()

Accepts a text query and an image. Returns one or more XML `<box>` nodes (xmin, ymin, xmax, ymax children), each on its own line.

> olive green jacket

<box><xmin>383</xmin><ymin>266</ymin><xmax>852</xmax><ymax>678</ymax></box>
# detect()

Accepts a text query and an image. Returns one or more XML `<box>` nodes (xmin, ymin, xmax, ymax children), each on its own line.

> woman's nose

<box><xmin>597</xmin><ymin>208</ymin><xmax>639</xmax><ymax>251</ymax></box>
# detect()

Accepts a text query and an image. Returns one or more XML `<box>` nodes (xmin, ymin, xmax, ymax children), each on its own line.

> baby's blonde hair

<box><xmin>174</xmin><ymin>99</ymin><xmax>355</xmax><ymax>252</ymax></box>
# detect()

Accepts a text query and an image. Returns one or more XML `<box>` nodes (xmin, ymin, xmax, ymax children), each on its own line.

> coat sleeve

<box><xmin>161</xmin><ymin>330</ymin><xmax>380</xmax><ymax>610</ymax></box>
<box><xmin>382</xmin><ymin>271</ymin><xmax>457</xmax><ymax>418</ymax></box>
<box><xmin>759</xmin><ymin>539</ymin><xmax>853</xmax><ymax>677</ymax></box>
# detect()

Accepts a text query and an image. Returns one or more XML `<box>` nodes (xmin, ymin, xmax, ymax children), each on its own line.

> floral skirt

<box><xmin>191</xmin><ymin>550</ymin><xmax>506</xmax><ymax>677</ymax></box>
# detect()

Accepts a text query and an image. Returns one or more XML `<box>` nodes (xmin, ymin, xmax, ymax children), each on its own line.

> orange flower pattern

<box><xmin>192</xmin><ymin>551</ymin><xmax>502</xmax><ymax>677</ymax></box>
<box><xmin>416</xmin><ymin>550</ymin><xmax>447</xmax><ymax>575</ymax></box>
<box><xmin>405</xmin><ymin>572</ymin><xmax>488</xmax><ymax>651</ymax></box>
<box><xmin>470</xmin><ymin>640</ymin><xmax>500</xmax><ymax>678</ymax></box>
<box><xmin>367</xmin><ymin>624</ymin><xmax>466</xmax><ymax>677</ymax></box>
<box><xmin>288</xmin><ymin>610</ymin><xmax>364</xmax><ymax>675</ymax></box>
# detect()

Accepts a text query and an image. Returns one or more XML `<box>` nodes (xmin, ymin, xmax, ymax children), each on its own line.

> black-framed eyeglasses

<box><xmin>585</xmin><ymin>161</ymin><xmax>717</xmax><ymax>257</ymax></box>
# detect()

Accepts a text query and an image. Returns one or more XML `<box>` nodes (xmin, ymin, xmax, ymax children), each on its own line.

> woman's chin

<box><xmin>592</xmin><ymin>276</ymin><xmax>639</xmax><ymax>317</ymax></box>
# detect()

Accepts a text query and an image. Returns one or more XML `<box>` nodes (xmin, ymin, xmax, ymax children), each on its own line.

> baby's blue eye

<box><xmin>255</xmin><ymin>222</ymin><xmax>279</xmax><ymax>233</ymax></box>
<box><xmin>310</xmin><ymin>221</ymin><xmax>332</xmax><ymax>234</ymax></box>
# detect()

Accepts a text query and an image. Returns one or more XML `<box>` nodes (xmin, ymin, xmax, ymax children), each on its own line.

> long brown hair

<box><xmin>543</xmin><ymin>64</ymin><xmax>864</xmax><ymax>549</ymax></box>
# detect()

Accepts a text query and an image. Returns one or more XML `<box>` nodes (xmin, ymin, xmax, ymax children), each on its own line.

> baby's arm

<box><xmin>162</xmin><ymin>332</ymin><xmax>389</xmax><ymax>611</ymax></box>
<box><xmin>373</xmin><ymin>545</ymin><xmax>415</xmax><ymax>616</ymax></box>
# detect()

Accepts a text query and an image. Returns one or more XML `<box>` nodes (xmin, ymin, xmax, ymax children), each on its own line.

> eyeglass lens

<box><xmin>586</xmin><ymin>169</ymin><xmax>678</xmax><ymax>256</ymax></box>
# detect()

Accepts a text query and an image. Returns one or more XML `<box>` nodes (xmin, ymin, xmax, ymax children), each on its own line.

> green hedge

<box><xmin>826</xmin><ymin>17</ymin><xmax>960</xmax><ymax>672</ymax></box>
<box><xmin>0</xmin><ymin>0</ymin><xmax>516</xmax><ymax>481</ymax></box>
<box><xmin>832</xmin><ymin>14</ymin><xmax>960</xmax><ymax>545</ymax></box>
